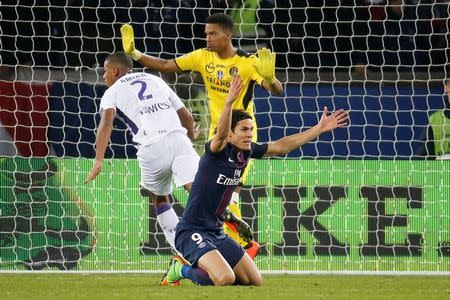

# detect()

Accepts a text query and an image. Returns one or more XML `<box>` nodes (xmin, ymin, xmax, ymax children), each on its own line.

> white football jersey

<box><xmin>99</xmin><ymin>72</ymin><xmax>187</xmax><ymax>146</ymax></box>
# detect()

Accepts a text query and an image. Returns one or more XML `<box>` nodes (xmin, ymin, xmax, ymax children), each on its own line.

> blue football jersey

<box><xmin>177</xmin><ymin>141</ymin><xmax>268</xmax><ymax>232</ymax></box>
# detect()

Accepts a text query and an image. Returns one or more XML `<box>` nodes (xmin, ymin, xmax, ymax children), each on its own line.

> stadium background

<box><xmin>0</xmin><ymin>0</ymin><xmax>449</xmax><ymax>274</ymax></box>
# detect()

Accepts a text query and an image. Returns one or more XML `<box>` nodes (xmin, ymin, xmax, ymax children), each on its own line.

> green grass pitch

<box><xmin>1</xmin><ymin>274</ymin><xmax>449</xmax><ymax>299</ymax></box>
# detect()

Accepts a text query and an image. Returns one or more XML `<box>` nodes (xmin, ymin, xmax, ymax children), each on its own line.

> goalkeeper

<box><xmin>121</xmin><ymin>12</ymin><xmax>283</xmax><ymax>259</ymax></box>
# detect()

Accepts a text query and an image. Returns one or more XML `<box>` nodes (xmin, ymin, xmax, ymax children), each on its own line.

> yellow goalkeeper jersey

<box><xmin>175</xmin><ymin>48</ymin><xmax>264</xmax><ymax>138</ymax></box>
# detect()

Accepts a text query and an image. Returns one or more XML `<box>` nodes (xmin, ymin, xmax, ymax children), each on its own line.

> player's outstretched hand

<box><xmin>254</xmin><ymin>47</ymin><xmax>276</xmax><ymax>85</ymax></box>
<box><xmin>120</xmin><ymin>24</ymin><xmax>142</xmax><ymax>61</ymax></box>
<box><xmin>84</xmin><ymin>160</ymin><xmax>102</xmax><ymax>184</ymax></box>
<box><xmin>226</xmin><ymin>74</ymin><xmax>244</xmax><ymax>104</ymax></box>
<box><xmin>317</xmin><ymin>107</ymin><xmax>349</xmax><ymax>133</ymax></box>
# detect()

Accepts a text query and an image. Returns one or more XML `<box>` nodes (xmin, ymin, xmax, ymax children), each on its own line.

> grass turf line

<box><xmin>1</xmin><ymin>274</ymin><xmax>449</xmax><ymax>299</ymax></box>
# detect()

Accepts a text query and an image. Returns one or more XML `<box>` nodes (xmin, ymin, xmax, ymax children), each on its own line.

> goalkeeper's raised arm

<box><xmin>120</xmin><ymin>20</ymin><xmax>282</xmax><ymax>95</ymax></box>
<box><xmin>120</xmin><ymin>23</ymin><xmax>180</xmax><ymax>73</ymax></box>
<box><xmin>253</xmin><ymin>47</ymin><xmax>282</xmax><ymax>94</ymax></box>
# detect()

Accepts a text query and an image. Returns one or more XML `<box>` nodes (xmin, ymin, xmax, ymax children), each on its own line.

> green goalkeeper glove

<box><xmin>120</xmin><ymin>24</ymin><xmax>142</xmax><ymax>61</ymax></box>
<box><xmin>254</xmin><ymin>47</ymin><xmax>276</xmax><ymax>85</ymax></box>
<box><xmin>224</xmin><ymin>208</ymin><xmax>253</xmax><ymax>243</ymax></box>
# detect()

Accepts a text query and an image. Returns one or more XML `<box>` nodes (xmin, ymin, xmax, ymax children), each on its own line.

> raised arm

<box><xmin>209</xmin><ymin>75</ymin><xmax>244</xmax><ymax>153</ymax></box>
<box><xmin>264</xmin><ymin>107</ymin><xmax>348</xmax><ymax>157</ymax></box>
<box><xmin>254</xmin><ymin>48</ymin><xmax>283</xmax><ymax>95</ymax></box>
<box><xmin>261</xmin><ymin>77</ymin><xmax>283</xmax><ymax>95</ymax></box>
<box><xmin>121</xmin><ymin>24</ymin><xmax>180</xmax><ymax>73</ymax></box>
<box><xmin>84</xmin><ymin>108</ymin><xmax>115</xmax><ymax>184</ymax></box>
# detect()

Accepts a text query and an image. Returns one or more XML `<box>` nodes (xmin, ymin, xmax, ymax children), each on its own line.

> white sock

<box><xmin>156</xmin><ymin>207</ymin><xmax>179</xmax><ymax>250</ymax></box>
<box><xmin>230</xmin><ymin>191</ymin><xmax>240</xmax><ymax>205</ymax></box>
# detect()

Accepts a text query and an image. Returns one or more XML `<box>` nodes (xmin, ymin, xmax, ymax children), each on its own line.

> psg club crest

<box><xmin>229</xmin><ymin>66</ymin><xmax>238</xmax><ymax>76</ymax></box>
<box><xmin>217</xmin><ymin>70</ymin><xmax>224</xmax><ymax>80</ymax></box>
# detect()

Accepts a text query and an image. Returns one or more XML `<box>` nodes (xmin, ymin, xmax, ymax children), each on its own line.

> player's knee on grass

<box><xmin>237</xmin><ymin>273</ymin><xmax>263</xmax><ymax>286</ymax></box>
<box><xmin>247</xmin><ymin>271</ymin><xmax>263</xmax><ymax>286</ymax></box>
<box><xmin>198</xmin><ymin>250</ymin><xmax>237</xmax><ymax>286</ymax></box>
<box><xmin>210</xmin><ymin>270</ymin><xmax>236</xmax><ymax>286</ymax></box>
<box><xmin>233</xmin><ymin>253</ymin><xmax>263</xmax><ymax>286</ymax></box>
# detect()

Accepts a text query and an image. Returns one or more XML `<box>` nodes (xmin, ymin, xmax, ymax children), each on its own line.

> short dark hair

<box><xmin>206</xmin><ymin>13</ymin><xmax>234</xmax><ymax>33</ymax></box>
<box><xmin>444</xmin><ymin>78</ymin><xmax>450</xmax><ymax>86</ymax></box>
<box><xmin>105</xmin><ymin>52</ymin><xmax>133</xmax><ymax>70</ymax></box>
<box><xmin>213</xmin><ymin>109</ymin><xmax>252</xmax><ymax>134</ymax></box>
<box><xmin>231</xmin><ymin>109</ymin><xmax>252</xmax><ymax>132</ymax></box>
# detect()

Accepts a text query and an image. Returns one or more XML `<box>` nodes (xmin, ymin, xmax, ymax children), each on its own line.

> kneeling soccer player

<box><xmin>161</xmin><ymin>75</ymin><xmax>348</xmax><ymax>286</ymax></box>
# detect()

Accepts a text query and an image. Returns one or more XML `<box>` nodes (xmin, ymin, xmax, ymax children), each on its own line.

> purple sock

<box><xmin>181</xmin><ymin>265</ymin><xmax>214</xmax><ymax>286</ymax></box>
<box><xmin>155</xmin><ymin>203</ymin><xmax>171</xmax><ymax>215</ymax></box>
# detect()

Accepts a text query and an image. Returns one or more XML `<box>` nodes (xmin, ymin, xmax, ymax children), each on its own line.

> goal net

<box><xmin>0</xmin><ymin>1</ymin><xmax>449</xmax><ymax>273</ymax></box>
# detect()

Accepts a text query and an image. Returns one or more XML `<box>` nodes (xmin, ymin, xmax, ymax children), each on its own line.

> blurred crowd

<box><xmin>0</xmin><ymin>0</ymin><xmax>449</xmax><ymax>71</ymax></box>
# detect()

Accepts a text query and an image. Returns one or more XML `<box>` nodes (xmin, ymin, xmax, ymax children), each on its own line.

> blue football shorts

<box><xmin>175</xmin><ymin>228</ymin><xmax>245</xmax><ymax>268</ymax></box>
